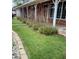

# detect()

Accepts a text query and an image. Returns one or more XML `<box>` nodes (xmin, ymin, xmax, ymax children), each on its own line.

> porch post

<box><xmin>47</xmin><ymin>5</ymin><xmax>50</xmax><ymax>23</ymax></box>
<box><xmin>53</xmin><ymin>0</ymin><xmax>58</xmax><ymax>27</ymax></box>
<box><xmin>22</xmin><ymin>7</ymin><xmax>24</xmax><ymax>18</ymax></box>
<box><xmin>21</xmin><ymin>7</ymin><xmax>23</xmax><ymax>18</ymax></box>
<box><xmin>26</xmin><ymin>6</ymin><xmax>28</xmax><ymax>19</ymax></box>
<box><xmin>34</xmin><ymin>4</ymin><xmax>37</xmax><ymax>21</ymax></box>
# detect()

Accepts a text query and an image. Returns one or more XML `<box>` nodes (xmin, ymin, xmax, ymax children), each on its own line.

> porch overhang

<box><xmin>14</xmin><ymin>0</ymin><xmax>65</xmax><ymax>9</ymax></box>
<box><xmin>14</xmin><ymin>0</ymin><xmax>51</xmax><ymax>9</ymax></box>
<box><xmin>15</xmin><ymin>0</ymin><xmax>36</xmax><ymax>9</ymax></box>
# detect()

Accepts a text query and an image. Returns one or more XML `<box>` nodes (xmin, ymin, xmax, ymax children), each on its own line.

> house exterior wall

<box><xmin>37</xmin><ymin>1</ymin><xmax>52</xmax><ymax>23</ymax></box>
<box><xmin>28</xmin><ymin>5</ymin><xmax>35</xmax><ymax>20</ymax></box>
<box><xmin>16</xmin><ymin>9</ymin><xmax>21</xmax><ymax>17</ymax></box>
<box><xmin>23</xmin><ymin>7</ymin><xmax>27</xmax><ymax>18</ymax></box>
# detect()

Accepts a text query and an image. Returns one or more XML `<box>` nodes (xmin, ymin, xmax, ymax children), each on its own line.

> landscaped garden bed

<box><xmin>12</xmin><ymin>17</ymin><xmax>66</xmax><ymax>59</ymax></box>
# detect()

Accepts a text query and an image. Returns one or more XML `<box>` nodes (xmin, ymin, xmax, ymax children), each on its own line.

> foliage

<box><xmin>26</xmin><ymin>20</ymin><xmax>30</xmax><ymax>25</ymax></box>
<box><xmin>13</xmin><ymin>0</ymin><xmax>23</xmax><ymax>6</ymax></box>
<box><xmin>39</xmin><ymin>26</ymin><xmax>58</xmax><ymax>35</ymax></box>
<box><xmin>16</xmin><ymin>16</ymin><xmax>22</xmax><ymax>21</ymax></box>
<box><xmin>32</xmin><ymin>24</ymin><xmax>41</xmax><ymax>30</ymax></box>
<box><xmin>17</xmin><ymin>3</ymin><xmax>22</xmax><ymax>6</ymax></box>
<box><xmin>22</xmin><ymin>20</ymin><xmax>26</xmax><ymax>24</ymax></box>
<box><xmin>28</xmin><ymin>22</ymin><xmax>33</xmax><ymax>27</ymax></box>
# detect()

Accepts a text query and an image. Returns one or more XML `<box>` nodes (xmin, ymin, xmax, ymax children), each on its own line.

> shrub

<box><xmin>39</xmin><ymin>26</ymin><xmax>58</xmax><ymax>35</ymax></box>
<box><xmin>51</xmin><ymin>27</ymin><xmax>58</xmax><ymax>34</ymax></box>
<box><xmin>16</xmin><ymin>17</ymin><xmax>26</xmax><ymax>24</ymax></box>
<box><xmin>16</xmin><ymin>16</ymin><xmax>22</xmax><ymax>21</ymax></box>
<box><xmin>28</xmin><ymin>22</ymin><xmax>33</xmax><ymax>27</ymax></box>
<box><xmin>20</xmin><ymin>18</ymin><xmax>26</xmax><ymax>23</ymax></box>
<box><xmin>22</xmin><ymin>20</ymin><xmax>26</xmax><ymax>24</ymax></box>
<box><xmin>26</xmin><ymin>20</ymin><xmax>30</xmax><ymax>25</ymax></box>
<box><xmin>32</xmin><ymin>24</ymin><xmax>41</xmax><ymax>30</ymax></box>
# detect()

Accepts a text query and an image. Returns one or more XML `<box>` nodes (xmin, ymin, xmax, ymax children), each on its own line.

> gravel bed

<box><xmin>12</xmin><ymin>39</ymin><xmax>21</xmax><ymax>59</ymax></box>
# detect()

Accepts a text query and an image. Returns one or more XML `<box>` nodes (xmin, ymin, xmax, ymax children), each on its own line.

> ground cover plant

<box><xmin>39</xmin><ymin>26</ymin><xmax>58</xmax><ymax>35</ymax></box>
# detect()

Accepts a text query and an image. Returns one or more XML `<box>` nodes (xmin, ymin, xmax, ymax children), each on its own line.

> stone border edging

<box><xmin>12</xmin><ymin>31</ymin><xmax>28</xmax><ymax>59</ymax></box>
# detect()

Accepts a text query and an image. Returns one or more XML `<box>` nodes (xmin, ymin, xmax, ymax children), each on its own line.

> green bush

<box><xmin>26</xmin><ymin>20</ymin><xmax>30</xmax><ymax>25</ymax></box>
<box><xmin>16</xmin><ymin>17</ymin><xmax>22</xmax><ymax>21</ymax></box>
<box><xmin>22</xmin><ymin>20</ymin><xmax>26</xmax><ymax>24</ymax></box>
<box><xmin>16</xmin><ymin>17</ymin><xmax>26</xmax><ymax>24</ymax></box>
<box><xmin>32</xmin><ymin>24</ymin><xmax>40</xmax><ymax>30</ymax></box>
<box><xmin>22</xmin><ymin>19</ymin><xmax>27</xmax><ymax>24</ymax></box>
<box><xmin>39</xmin><ymin>26</ymin><xmax>58</xmax><ymax>35</ymax></box>
<box><xmin>28</xmin><ymin>22</ymin><xmax>33</xmax><ymax>27</ymax></box>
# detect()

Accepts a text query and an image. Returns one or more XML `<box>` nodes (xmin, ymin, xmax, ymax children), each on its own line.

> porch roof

<box><xmin>14</xmin><ymin>0</ymin><xmax>65</xmax><ymax>9</ymax></box>
<box><xmin>15</xmin><ymin>0</ymin><xmax>50</xmax><ymax>9</ymax></box>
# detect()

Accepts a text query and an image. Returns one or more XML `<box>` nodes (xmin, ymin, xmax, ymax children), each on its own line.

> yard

<box><xmin>12</xmin><ymin>18</ymin><xmax>66</xmax><ymax>59</ymax></box>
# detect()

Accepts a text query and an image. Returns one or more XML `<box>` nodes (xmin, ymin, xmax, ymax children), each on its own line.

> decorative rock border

<box><xmin>12</xmin><ymin>31</ymin><xmax>28</xmax><ymax>59</ymax></box>
<box><xmin>12</xmin><ymin>39</ymin><xmax>20</xmax><ymax>59</ymax></box>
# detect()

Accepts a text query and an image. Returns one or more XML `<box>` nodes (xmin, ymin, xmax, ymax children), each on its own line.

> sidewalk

<box><xmin>57</xmin><ymin>26</ymin><xmax>66</xmax><ymax>36</ymax></box>
<box><xmin>12</xmin><ymin>31</ymin><xmax>28</xmax><ymax>59</ymax></box>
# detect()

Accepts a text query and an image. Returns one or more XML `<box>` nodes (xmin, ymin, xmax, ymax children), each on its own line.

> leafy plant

<box><xmin>32</xmin><ymin>24</ymin><xmax>41</xmax><ymax>30</ymax></box>
<box><xmin>16</xmin><ymin>16</ymin><xmax>22</xmax><ymax>21</ymax></box>
<box><xmin>22</xmin><ymin>20</ymin><xmax>26</xmax><ymax>24</ymax></box>
<box><xmin>39</xmin><ymin>26</ymin><xmax>58</xmax><ymax>35</ymax></box>
<box><xmin>28</xmin><ymin>22</ymin><xmax>33</xmax><ymax>27</ymax></box>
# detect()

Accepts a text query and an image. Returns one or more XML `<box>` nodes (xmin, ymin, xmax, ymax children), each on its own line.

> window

<box><xmin>56</xmin><ymin>1</ymin><xmax>66</xmax><ymax>19</ymax></box>
<box><xmin>57</xmin><ymin>2</ymin><xmax>62</xmax><ymax>18</ymax></box>
<box><xmin>62</xmin><ymin>2</ymin><xmax>66</xmax><ymax>19</ymax></box>
<box><xmin>50</xmin><ymin>4</ymin><xmax>54</xmax><ymax>18</ymax></box>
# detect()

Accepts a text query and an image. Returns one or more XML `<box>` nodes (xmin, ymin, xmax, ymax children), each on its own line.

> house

<box><xmin>14</xmin><ymin>0</ymin><xmax>66</xmax><ymax>27</ymax></box>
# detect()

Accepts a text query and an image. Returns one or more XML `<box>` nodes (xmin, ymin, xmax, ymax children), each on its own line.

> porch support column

<box><xmin>34</xmin><ymin>4</ymin><xmax>37</xmax><ymax>21</ymax></box>
<box><xmin>47</xmin><ymin>5</ymin><xmax>50</xmax><ymax>23</ymax></box>
<box><xmin>22</xmin><ymin>7</ymin><xmax>24</xmax><ymax>18</ymax></box>
<box><xmin>53</xmin><ymin>0</ymin><xmax>59</xmax><ymax>27</ymax></box>
<box><xmin>21</xmin><ymin>8</ymin><xmax>23</xmax><ymax>18</ymax></box>
<box><xmin>26</xmin><ymin>6</ymin><xmax>28</xmax><ymax>19</ymax></box>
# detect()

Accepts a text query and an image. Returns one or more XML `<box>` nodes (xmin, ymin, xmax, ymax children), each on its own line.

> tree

<box><xmin>13</xmin><ymin>0</ymin><xmax>23</xmax><ymax>6</ymax></box>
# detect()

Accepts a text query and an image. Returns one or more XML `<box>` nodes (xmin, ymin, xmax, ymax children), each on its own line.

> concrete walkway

<box><xmin>57</xmin><ymin>26</ymin><xmax>66</xmax><ymax>36</ymax></box>
<box><xmin>12</xmin><ymin>31</ymin><xmax>28</xmax><ymax>59</ymax></box>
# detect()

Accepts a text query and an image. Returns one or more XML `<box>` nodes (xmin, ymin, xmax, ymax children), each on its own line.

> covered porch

<box><xmin>18</xmin><ymin>0</ymin><xmax>65</xmax><ymax>26</ymax></box>
<box><xmin>15</xmin><ymin>0</ymin><xmax>66</xmax><ymax>31</ymax></box>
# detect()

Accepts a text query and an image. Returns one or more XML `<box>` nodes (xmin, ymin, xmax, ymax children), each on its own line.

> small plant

<box><xmin>22</xmin><ymin>19</ymin><xmax>26</xmax><ymax>24</ymax></box>
<box><xmin>26</xmin><ymin>20</ymin><xmax>30</xmax><ymax>25</ymax></box>
<box><xmin>23</xmin><ymin>20</ymin><xmax>26</xmax><ymax>24</ymax></box>
<box><xmin>28</xmin><ymin>22</ymin><xmax>33</xmax><ymax>27</ymax></box>
<box><xmin>32</xmin><ymin>24</ymin><xmax>40</xmax><ymax>30</ymax></box>
<box><xmin>39</xmin><ymin>26</ymin><xmax>58</xmax><ymax>35</ymax></box>
<box><xmin>16</xmin><ymin>17</ymin><xmax>21</xmax><ymax>20</ymax></box>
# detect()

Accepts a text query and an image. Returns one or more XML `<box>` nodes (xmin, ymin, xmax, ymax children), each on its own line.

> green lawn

<box><xmin>12</xmin><ymin>18</ymin><xmax>66</xmax><ymax>59</ymax></box>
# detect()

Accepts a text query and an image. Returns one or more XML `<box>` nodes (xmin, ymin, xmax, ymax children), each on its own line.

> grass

<box><xmin>12</xmin><ymin>17</ymin><xmax>66</xmax><ymax>59</ymax></box>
